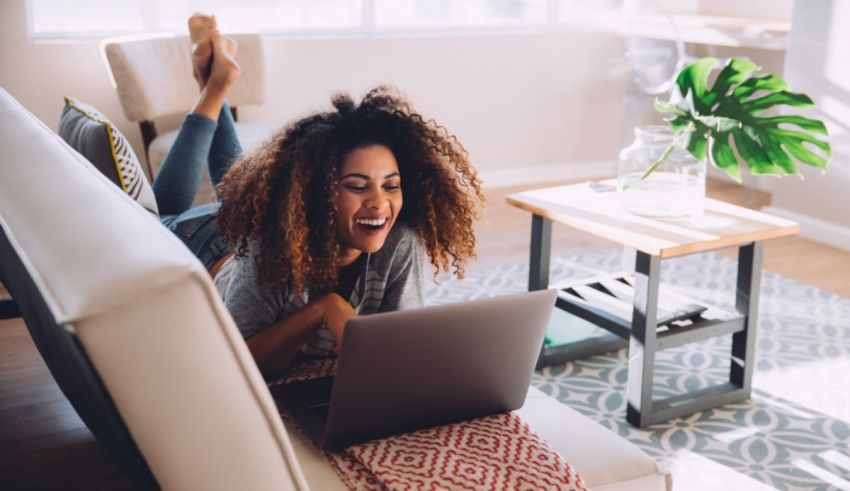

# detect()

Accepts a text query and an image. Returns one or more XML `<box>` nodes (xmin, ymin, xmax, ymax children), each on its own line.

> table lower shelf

<box><xmin>538</xmin><ymin>272</ymin><xmax>743</xmax><ymax>368</ymax></box>
<box><xmin>628</xmin><ymin>382</ymin><xmax>750</xmax><ymax>427</ymax></box>
<box><xmin>540</xmin><ymin>330</ymin><xmax>627</xmax><ymax>368</ymax></box>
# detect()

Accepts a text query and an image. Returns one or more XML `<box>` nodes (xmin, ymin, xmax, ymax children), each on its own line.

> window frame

<box><xmin>26</xmin><ymin>0</ymin><xmax>621</xmax><ymax>43</ymax></box>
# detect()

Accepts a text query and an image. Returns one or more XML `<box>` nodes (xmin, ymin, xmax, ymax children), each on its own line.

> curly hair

<box><xmin>216</xmin><ymin>85</ymin><xmax>484</xmax><ymax>294</ymax></box>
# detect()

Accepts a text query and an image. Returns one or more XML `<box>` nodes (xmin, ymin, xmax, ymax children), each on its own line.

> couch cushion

<box><xmin>287</xmin><ymin>387</ymin><xmax>670</xmax><ymax>491</ymax></box>
<box><xmin>520</xmin><ymin>388</ymin><xmax>671</xmax><ymax>491</ymax></box>
<box><xmin>58</xmin><ymin>96</ymin><xmax>159</xmax><ymax>215</ymax></box>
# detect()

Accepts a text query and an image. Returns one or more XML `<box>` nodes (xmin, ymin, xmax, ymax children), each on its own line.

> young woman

<box><xmin>156</xmin><ymin>15</ymin><xmax>484</xmax><ymax>377</ymax></box>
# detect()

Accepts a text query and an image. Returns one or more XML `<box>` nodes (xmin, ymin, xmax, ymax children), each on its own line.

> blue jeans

<box><xmin>154</xmin><ymin>102</ymin><xmax>242</xmax><ymax>270</ymax></box>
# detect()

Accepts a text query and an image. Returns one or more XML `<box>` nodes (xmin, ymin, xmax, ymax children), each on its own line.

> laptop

<box><xmin>270</xmin><ymin>288</ymin><xmax>558</xmax><ymax>450</ymax></box>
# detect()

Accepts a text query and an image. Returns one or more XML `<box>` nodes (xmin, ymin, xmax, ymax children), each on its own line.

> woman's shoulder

<box><xmin>220</xmin><ymin>245</ymin><xmax>291</xmax><ymax>296</ymax></box>
<box><xmin>383</xmin><ymin>221</ymin><xmax>423</xmax><ymax>252</ymax></box>
<box><xmin>365</xmin><ymin>221</ymin><xmax>425</xmax><ymax>279</ymax></box>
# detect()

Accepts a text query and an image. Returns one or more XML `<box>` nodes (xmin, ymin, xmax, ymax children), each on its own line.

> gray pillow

<box><xmin>58</xmin><ymin>96</ymin><xmax>159</xmax><ymax>215</ymax></box>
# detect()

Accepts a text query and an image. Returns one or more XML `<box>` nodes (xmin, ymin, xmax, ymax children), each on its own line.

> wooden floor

<box><xmin>1</xmin><ymin>179</ymin><xmax>849</xmax><ymax>490</ymax></box>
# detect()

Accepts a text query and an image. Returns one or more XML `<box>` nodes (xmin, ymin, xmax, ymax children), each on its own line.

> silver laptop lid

<box><xmin>322</xmin><ymin>288</ymin><xmax>557</xmax><ymax>449</ymax></box>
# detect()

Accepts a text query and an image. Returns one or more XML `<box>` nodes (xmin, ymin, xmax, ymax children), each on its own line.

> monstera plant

<box><xmin>644</xmin><ymin>57</ymin><xmax>831</xmax><ymax>181</ymax></box>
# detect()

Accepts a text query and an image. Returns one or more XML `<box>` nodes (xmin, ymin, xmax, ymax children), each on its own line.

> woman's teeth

<box><xmin>355</xmin><ymin>218</ymin><xmax>387</xmax><ymax>227</ymax></box>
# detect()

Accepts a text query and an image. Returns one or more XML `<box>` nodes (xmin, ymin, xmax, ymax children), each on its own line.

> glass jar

<box><xmin>617</xmin><ymin>125</ymin><xmax>706</xmax><ymax>219</ymax></box>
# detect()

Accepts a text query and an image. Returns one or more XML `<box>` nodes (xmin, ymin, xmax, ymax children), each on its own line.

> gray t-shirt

<box><xmin>214</xmin><ymin>222</ymin><xmax>425</xmax><ymax>356</ymax></box>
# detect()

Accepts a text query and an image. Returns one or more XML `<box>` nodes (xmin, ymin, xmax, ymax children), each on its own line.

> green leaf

<box><xmin>694</xmin><ymin>115</ymin><xmax>740</xmax><ymax>133</ymax></box>
<box><xmin>758</xmin><ymin>131</ymin><xmax>797</xmax><ymax>175</ymax></box>
<box><xmin>710</xmin><ymin>133</ymin><xmax>742</xmax><ymax>182</ymax></box>
<box><xmin>776</xmin><ymin>133</ymin><xmax>830</xmax><ymax>169</ymax></box>
<box><xmin>669</xmin><ymin>115</ymin><xmax>692</xmax><ymax>132</ymax></box>
<box><xmin>709</xmin><ymin>58</ymin><xmax>760</xmax><ymax>104</ymax></box>
<box><xmin>768</xmin><ymin>129</ymin><xmax>832</xmax><ymax>157</ymax></box>
<box><xmin>684</xmin><ymin>128</ymin><xmax>709</xmax><ymax>161</ymax></box>
<box><xmin>676</xmin><ymin>58</ymin><xmax>716</xmax><ymax>112</ymax></box>
<box><xmin>731</xmin><ymin>74</ymin><xmax>790</xmax><ymax>99</ymax></box>
<box><xmin>759</xmin><ymin>115</ymin><xmax>829</xmax><ymax>135</ymax></box>
<box><xmin>654</xmin><ymin>98</ymin><xmax>685</xmax><ymax>116</ymax></box>
<box><xmin>649</xmin><ymin>56</ymin><xmax>831</xmax><ymax>180</ymax></box>
<box><xmin>772</xmin><ymin>129</ymin><xmax>831</xmax><ymax>153</ymax></box>
<box><xmin>742</xmin><ymin>91</ymin><xmax>815</xmax><ymax>112</ymax></box>
<box><xmin>733</xmin><ymin>131</ymin><xmax>777</xmax><ymax>175</ymax></box>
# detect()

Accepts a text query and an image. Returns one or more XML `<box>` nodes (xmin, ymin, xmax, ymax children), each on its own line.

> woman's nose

<box><xmin>364</xmin><ymin>188</ymin><xmax>387</xmax><ymax>209</ymax></box>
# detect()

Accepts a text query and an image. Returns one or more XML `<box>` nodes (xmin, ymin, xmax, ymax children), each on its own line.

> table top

<box><xmin>506</xmin><ymin>180</ymin><xmax>799</xmax><ymax>258</ymax></box>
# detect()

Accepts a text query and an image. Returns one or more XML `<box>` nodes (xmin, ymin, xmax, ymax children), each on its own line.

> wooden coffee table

<box><xmin>506</xmin><ymin>180</ymin><xmax>799</xmax><ymax>427</ymax></box>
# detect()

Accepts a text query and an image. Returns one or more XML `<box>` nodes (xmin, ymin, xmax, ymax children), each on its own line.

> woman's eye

<box><xmin>345</xmin><ymin>184</ymin><xmax>367</xmax><ymax>192</ymax></box>
<box><xmin>384</xmin><ymin>184</ymin><xmax>400</xmax><ymax>191</ymax></box>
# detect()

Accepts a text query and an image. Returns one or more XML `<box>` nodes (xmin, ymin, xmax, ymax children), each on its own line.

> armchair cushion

<box><xmin>102</xmin><ymin>33</ymin><xmax>265</xmax><ymax>123</ymax></box>
<box><xmin>58</xmin><ymin>96</ymin><xmax>159</xmax><ymax>215</ymax></box>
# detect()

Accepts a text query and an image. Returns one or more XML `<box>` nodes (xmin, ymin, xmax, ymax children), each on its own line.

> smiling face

<box><xmin>335</xmin><ymin>144</ymin><xmax>403</xmax><ymax>265</ymax></box>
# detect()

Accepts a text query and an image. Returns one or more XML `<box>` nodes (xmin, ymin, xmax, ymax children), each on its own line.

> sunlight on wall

<box><xmin>817</xmin><ymin>96</ymin><xmax>850</xmax><ymax>180</ymax></box>
<box><xmin>821</xmin><ymin>1</ymin><xmax>850</xmax><ymax>181</ymax></box>
<box><xmin>825</xmin><ymin>2</ymin><xmax>850</xmax><ymax>93</ymax></box>
<box><xmin>820</xmin><ymin>95</ymin><xmax>850</xmax><ymax>138</ymax></box>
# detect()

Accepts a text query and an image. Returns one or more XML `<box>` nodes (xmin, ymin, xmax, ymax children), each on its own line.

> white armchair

<box><xmin>102</xmin><ymin>32</ymin><xmax>275</xmax><ymax>180</ymax></box>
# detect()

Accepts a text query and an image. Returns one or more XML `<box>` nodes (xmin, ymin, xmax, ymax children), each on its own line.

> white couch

<box><xmin>0</xmin><ymin>88</ymin><xmax>671</xmax><ymax>491</ymax></box>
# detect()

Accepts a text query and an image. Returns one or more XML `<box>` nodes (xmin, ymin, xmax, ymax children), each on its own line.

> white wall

<box><xmin>763</xmin><ymin>0</ymin><xmax>850</xmax><ymax>252</ymax></box>
<box><xmin>0</xmin><ymin>0</ymin><xmax>631</xmax><ymax>188</ymax></box>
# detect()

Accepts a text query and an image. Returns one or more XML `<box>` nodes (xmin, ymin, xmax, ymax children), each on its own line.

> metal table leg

<box><xmin>528</xmin><ymin>214</ymin><xmax>630</xmax><ymax>368</ymax></box>
<box><xmin>529</xmin><ymin>215</ymin><xmax>552</xmax><ymax>368</ymax></box>
<box><xmin>626</xmin><ymin>252</ymin><xmax>661</xmax><ymax>427</ymax></box>
<box><xmin>730</xmin><ymin>241</ymin><xmax>763</xmax><ymax>394</ymax></box>
<box><xmin>528</xmin><ymin>215</ymin><xmax>552</xmax><ymax>292</ymax></box>
<box><xmin>625</xmin><ymin>242</ymin><xmax>764</xmax><ymax>427</ymax></box>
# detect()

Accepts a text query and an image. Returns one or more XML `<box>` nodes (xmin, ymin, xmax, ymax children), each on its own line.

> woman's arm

<box><xmin>221</xmin><ymin>255</ymin><xmax>355</xmax><ymax>375</ymax></box>
<box><xmin>245</xmin><ymin>293</ymin><xmax>355</xmax><ymax>376</ymax></box>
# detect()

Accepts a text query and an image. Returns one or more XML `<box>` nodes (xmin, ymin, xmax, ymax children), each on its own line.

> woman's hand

<box><xmin>244</xmin><ymin>293</ymin><xmax>354</xmax><ymax>376</ymax></box>
<box><xmin>319</xmin><ymin>293</ymin><xmax>356</xmax><ymax>352</ymax></box>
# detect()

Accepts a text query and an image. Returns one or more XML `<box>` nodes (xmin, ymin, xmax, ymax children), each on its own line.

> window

<box><xmin>557</xmin><ymin>0</ymin><xmax>622</xmax><ymax>24</ymax></box>
<box><xmin>155</xmin><ymin>0</ymin><xmax>363</xmax><ymax>32</ymax></box>
<box><xmin>27</xmin><ymin>0</ymin><xmax>624</xmax><ymax>40</ymax></box>
<box><xmin>374</xmin><ymin>0</ymin><xmax>549</xmax><ymax>28</ymax></box>
<box><xmin>29</xmin><ymin>0</ymin><xmax>145</xmax><ymax>37</ymax></box>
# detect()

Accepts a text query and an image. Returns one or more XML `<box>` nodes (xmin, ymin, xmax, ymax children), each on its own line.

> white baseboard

<box><xmin>480</xmin><ymin>161</ymin><xmax>615</xmax><ymax>189</ymax></box>
<box><xmin>761</xmin><ymin>206</ymin><xmax>850</xmax><ymax>253</ymax></box>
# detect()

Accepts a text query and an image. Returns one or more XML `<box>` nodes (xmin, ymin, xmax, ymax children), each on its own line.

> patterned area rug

<box><xmin>425</xmin><ymin>251</ymin><xmax>850</xmax><ymax>491</ymax></box>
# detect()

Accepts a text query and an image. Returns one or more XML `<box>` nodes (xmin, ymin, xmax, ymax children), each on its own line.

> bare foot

<box><xmin>207</xmin><ymin>31</ymin><xmax>241</xmax><ymax>90</ymax></box>
<box><xmin>189</xmin><ymin>31</ymin><xmax>240</xmax><ymax>121</ymax></box>
<box><xmin>188</xmin><ymin>13</ymin><xmax>217</xmax><ymax>89</ymax></box>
